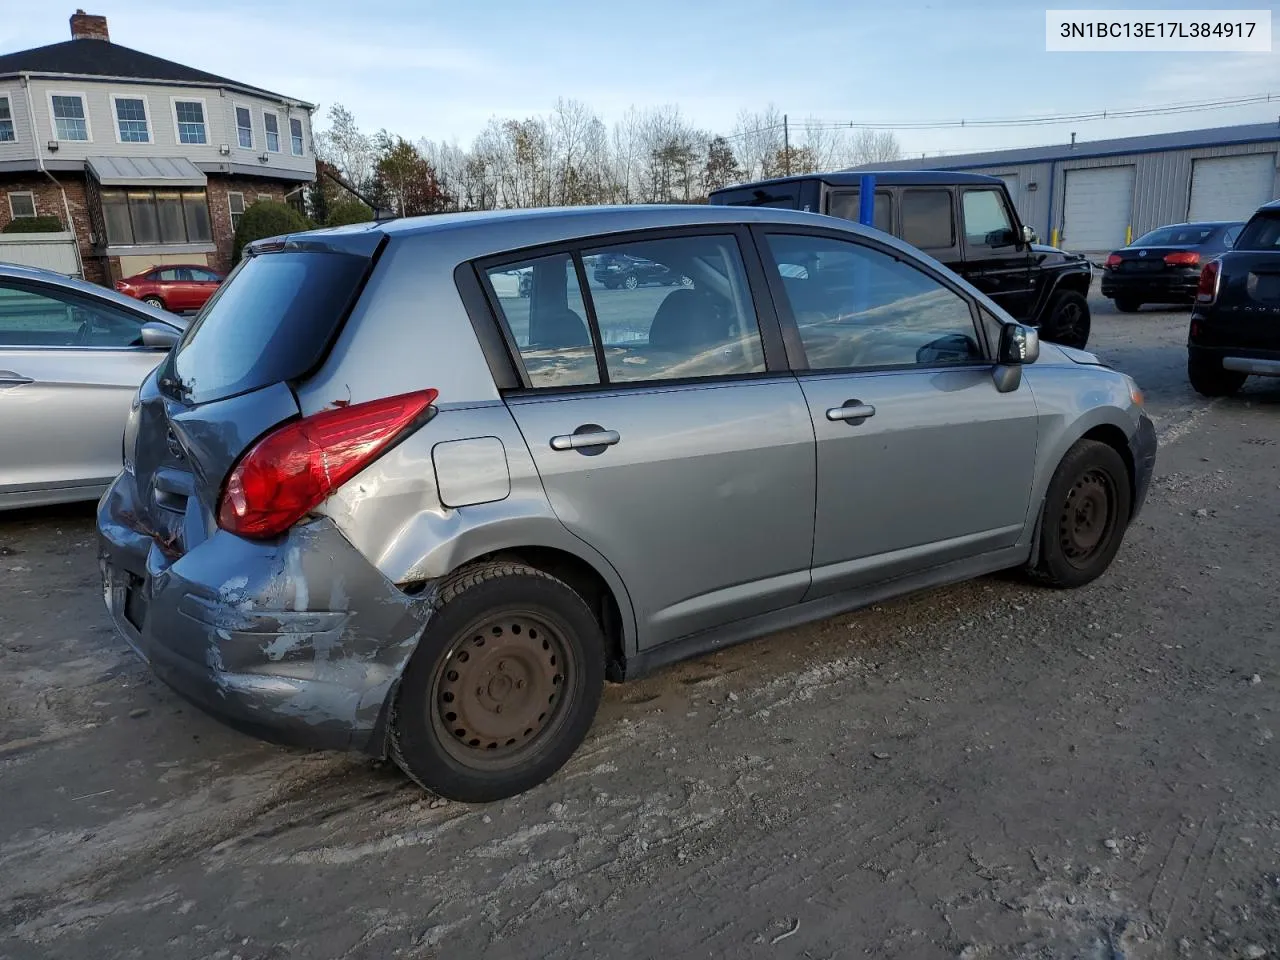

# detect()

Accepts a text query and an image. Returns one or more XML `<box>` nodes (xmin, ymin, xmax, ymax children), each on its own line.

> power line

<box><xmin>722</xmin><ymin>92</ymin><xmax>1276</xmax><ymax>139</ymax></box>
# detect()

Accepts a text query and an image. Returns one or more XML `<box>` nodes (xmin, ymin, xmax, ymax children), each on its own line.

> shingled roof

<box><xmin>0</xmin><ymin>38</ymin><xmax>310</xmax><ymax>106</ymax></box>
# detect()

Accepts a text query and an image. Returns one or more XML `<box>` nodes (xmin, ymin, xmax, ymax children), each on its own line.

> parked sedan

<box><xmin>0</xmin><ymin>263</ymin><xmax>184</xmax><ymax>509</ymax></box>
<box><xmin>1101</xmin><ymin>221</ymin><xmax>1243</xmax><ymax>312</ymax></box>
<box><xmin>115</xmin><ymin>264</ymin><xmax>224</xmax><ymax>313</ymax></box>
<box><xmin>98</xmin><ymin>205</ymin><xmax>1155</xmax><ymax>803</ymax></box>
<box><xmin>593</xmin><ymin>253</ymin><xmax>691</xmax><ymax>289</ymax></box>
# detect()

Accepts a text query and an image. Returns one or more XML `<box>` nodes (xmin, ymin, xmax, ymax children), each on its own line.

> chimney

<box><xmin>70</xmin><ymin>10</ymin><xmax>109</xmax><ymax>41</ymax></box>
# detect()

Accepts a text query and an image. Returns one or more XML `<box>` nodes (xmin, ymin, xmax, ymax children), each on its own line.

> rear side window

<box><xmin>826</xmin><ymin>191</ymin><xmax>893</xmax><ymax>233</ymax></box>
<box><xmin>167</xmin><ymin>250</ymin><xmax>370</xmax><ymax>404</ymax></box>
<box><xmin>901</xmin><ymin>189</ymin><xmax>955</xmax><ymax>249</ymax></box>
<box><xmin>1235</xmin><ymin>212</ymin><xmax>1280</xmax><ymax>251</ymax></box>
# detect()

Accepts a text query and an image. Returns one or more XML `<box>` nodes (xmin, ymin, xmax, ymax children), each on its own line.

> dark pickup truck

<box><xmin>1187</xmin><ymin>198</ymin><xmax>1280</xmax><ymax>397</ymax></box>
<box><xmin>708</xmin><ymin>170</ymin><xmax>1094</xmax><ymax>348</ymax></box>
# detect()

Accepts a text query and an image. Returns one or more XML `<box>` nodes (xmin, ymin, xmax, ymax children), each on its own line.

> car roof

<box><xmin>255</xmin><ymin>203</ymin><xmax>944</xmax><ymax>268</ymax></box>
<box><xmin>0</xmin><ymin>261</ymin><xmax>186</xmax><ymax>327</ymax></box>
<box><xmin>1141</xmin><ymin>220</ymin><xmax>1243</xmax><ymax>230</ymax></box>
<box><xmin>711</xmin><ymin>170</ymin><xmax>1005</xmax><ymax>192</ymax></box>
<box><xmin>131</xmin><ymin>263</ymin><xmax>221</xmax><ymax>273</ymax></box>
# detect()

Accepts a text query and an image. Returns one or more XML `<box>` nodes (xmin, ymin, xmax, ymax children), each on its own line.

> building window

<box><xmin>235</xmin><ymin>105</ymin><xmax>253</xmax><ymax>149</ymax></box>
<box><xmin>173</xmin><ymin>99</ymin><xmax>207</xmax><ymax>145</ymax></box>
<box><xmin>289</xmin><ymin>117</ymin><xmax>304</xmax><ymax>156</ymax></box>
<box><xmin>264</xmin><ymin>111</ymin><xmax>280</xmax><ymax>152</ymax></box>
<box><xmin>256</xmin><ymin>193</ymin><xmax>272</xmax><ymax>203</ymax></box>
<box><xmin>50</xmin><ymin>93</ymin><xmax>89</xmax><ymax>141</ymax></box>
<box><xmin>8</xmin><ymin>191</ymin><xmax>36</xmax><ymax>218</ymax></box>
<box><xmin>113</xmin><ymin>96</ymin><xmax>150</xmax><ymax>143</ymax></box>
<box><xmin>100</xmin><ymin>188</ymin><xmax>212</xmax><ymax>245</ymax></box>
<box><xmin>0</xmin><ymin>97</ymin><xmax>14</xmax><ymax>142</ymax></box>
<box><xmin>228</xmin><ymin>191</ymin><xmax>245</xmax><ymax>231</ymax></box>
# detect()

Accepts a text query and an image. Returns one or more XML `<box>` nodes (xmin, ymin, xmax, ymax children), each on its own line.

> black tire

<box><xmin>142</xmin><ymin>295</ymin><xmax>166</xmax><ymax>310</ymax></box>
<box><xmin>1114</xmin><ymin>298</ymin><xmax>1142</xmax><ymax>314</ymax></box>
<box><xmin>1188</xmin><ymin>353</ymin><xmax>1246</xmax><ymax>398</ymax></box>
<box><xmin>389</xmin><ymin>561</ymin><xmax>605</xmax><ymax>803</ymax></box>
<box><xmin>1026</xmin><ymin>439</ymin><xmax>1132</xmax><ymax>589</ymax></box>
<box><xmin>1041</xmin><ymin>290</ymin><xmax>1091</xmax><ymax>348</ymax></box>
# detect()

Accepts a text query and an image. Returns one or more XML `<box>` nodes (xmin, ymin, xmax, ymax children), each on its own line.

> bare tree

<box><xmin>849</xmin><ymin>129</ymin><xmax>903</xmax><ymax>166</ymax></box>
<box><xmin>610</xmin><ymin>108</ymin><xmax>645</xmax><ymax>204</ymax></box>
<box><xmin>550</xmin><ymin>98</ymin><xmax>599</xmax><ymax>205</ymax></box>
<box><xmin>731</xmin><ymin>105</ymin><xmax>784</xmax><ymax>181</ymax></box>
<box><xmin>314</xmin><ymin>103</ymin><xmax>375</xmax><ymax>193</ymax></box>
<box><xmin>796</xmin><ymin>118</ymin><xmax>850</xmax><ymax>171</ymax></box>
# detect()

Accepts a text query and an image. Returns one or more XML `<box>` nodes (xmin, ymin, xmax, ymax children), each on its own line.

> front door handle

<box><xmin>550</xmin><ymin>428</ymin><xmax>621</xmax><ymax>451</ymax></box>
<box><xmin>0</xmin><ymin>371</ymin><xmax>33</xmax><ymax>387</ymax></box>
<box><xmin>826</xmin><ymin>400</ymin><xmax>876</xmax><ymax>424</ymax></box>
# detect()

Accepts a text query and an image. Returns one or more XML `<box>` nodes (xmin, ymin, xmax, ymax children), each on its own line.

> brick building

<box><xmin>0</xmin><ymin>10</ymin><xmax>315</xmax><ymax>284</ymax></box>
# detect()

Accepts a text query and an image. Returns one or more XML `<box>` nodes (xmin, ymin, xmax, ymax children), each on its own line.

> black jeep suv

<box><xmin>709</xmin><ymin>170</ymin><xmax>1094</xmax><ymax>348</ymax></box>
<box><xmin>1187</xmin><ymin>199</ymin><xmax>1280</xmax><ymax>397</ymax></box>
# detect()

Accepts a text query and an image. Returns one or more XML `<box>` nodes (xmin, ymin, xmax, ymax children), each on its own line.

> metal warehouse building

<box><xmin>856</xmin><ymin>122</ymin><xmax>1280</xmax><ymax>255</ymax></box>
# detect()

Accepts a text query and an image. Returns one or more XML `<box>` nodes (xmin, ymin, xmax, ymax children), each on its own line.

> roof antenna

<box><xmin>1070</xmin><ymin>132</ymin><xmax>1077</xmax><ymax>149</ymax></box>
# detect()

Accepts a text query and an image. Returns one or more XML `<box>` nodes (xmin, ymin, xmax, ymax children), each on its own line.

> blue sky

<box><xmin>3</xmin><ymin>0</ymin><xmax>1279</xmax><ymax>155</ymax></box>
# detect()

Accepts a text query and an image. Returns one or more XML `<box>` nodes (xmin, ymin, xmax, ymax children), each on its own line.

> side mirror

<box><xmin>1021</xmin><ymin>225</ymin><xmax>1036</xmax><ymax>245</ymax></box>
<box><xmin>998</xmin><ymin>322</ymin><xmax>1040</xmax><ymax>365</ymax></box>
<box><xmin>140</xmin><ymin>321</ymin><xmax>180</xmax><ymax>350</ymax></box>
<box><xmin>986</xmin><ymin>228</ymin><xmax>1016</xmax><ymax>248</ymax></box>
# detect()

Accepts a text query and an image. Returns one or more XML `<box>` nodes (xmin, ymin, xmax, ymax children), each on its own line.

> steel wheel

<box><xmin>1057</xmin><ymin>468</ymin><xmax>1117</xmax><ymax>569</ymax></box>
<box><xmin>430</xmin><ymin>611</ymin><xmax>575</xmax><ymax>770</ymax></box>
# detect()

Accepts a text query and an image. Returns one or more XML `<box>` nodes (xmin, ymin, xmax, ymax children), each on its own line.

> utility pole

<box><xmin>783</xmin><ymin>114</ymin><xmax>791</xmax><ymax>176</ymax></box>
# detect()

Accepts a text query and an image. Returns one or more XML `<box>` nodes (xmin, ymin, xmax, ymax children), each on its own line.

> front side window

<box><xmin>827</xmin><ymin>191</ymin><xmax>893</xmax><ymax>233</ymax></box>
<box><xmin>1237</xmin><ymin>212</ymin><xmax>1280</xmax><ymax>251</ymax></box>
<box><xmin>264</xmin><ymin>112</ymin><xmax>280</xmax><ymax>152</ymax></box>
<box><xmin>961</xmin><ymin>189</ymin><xmax>1014</xmax><ymax>246</ymax></box>
<box><xmin>289</xmin><ymin>117</ymin><xmax>305</xmax><ymax>156</ymax></box>
<box><xmin>114</xmin><ymin>97</ymin><xmax>149</xmax><ymax>143</ymax></box>
<box><xmin>0</xmin><ymin>282</ymin><xmax>143</xmax><ymax>348</ymax></box>
<box><xmin>174</xmin><ymin>100</ymin><xmax>207</xmax><ymax>144</ymax></box>
<box><xmin>8</xmin><ymin>191</ymin><xmax>35</xmax><ymax>218</ymax></box>
<box><xmin>235</xmin><ymin>105</ymin><xmax>253</xmax><ymax>149</ymax></box>
<box><xmin>1224</xmin><ymin>225</ymin><xmax>1244</xmax><ymax>248</ymax></box>
<box><xmin>51</xmin><ymin>94</ymin><xmax>88</xmax><ymax>141</ymax></box>
<box><xmin>0</xmin><ymin>96</ymin><xmax>14</xmax><ymax>142</ymax></box>
<box><xmin>485</xmin><ymin>234</ymin><xmax>766</xmax><ymax>389</ymax></box>
<box><xmin>901</xmin><ymin>189</ymin><xmax>955</xmax><ymax>249</ymax></box>
<box><xmin>764</xmin><ymin>233</ymin><xmax>982</xmax><ymax>370</ymax></box>
<box><xmin>100</xmin><ymin>188</ymin><xmax>213</xmax><ymax>245</ymax></box>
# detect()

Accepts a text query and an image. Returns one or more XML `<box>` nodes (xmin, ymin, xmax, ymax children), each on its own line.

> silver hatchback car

<box><xmin>98</xmin><ymin>205</ymin><xmax>1156</xmax><ymax>801</ymax></box>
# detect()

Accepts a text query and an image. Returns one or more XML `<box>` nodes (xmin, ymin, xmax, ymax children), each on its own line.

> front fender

<box><xmin>1030</xmin><ymin>262</ymin><xmax>1093</xmax><ymax>322</ymax></box>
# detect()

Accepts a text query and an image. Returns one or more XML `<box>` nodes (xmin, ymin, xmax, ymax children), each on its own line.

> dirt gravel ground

<box><xmin>2</xmin><ymin>291</ymin><xmax>1278</xmax><ymax>960</ymax></box>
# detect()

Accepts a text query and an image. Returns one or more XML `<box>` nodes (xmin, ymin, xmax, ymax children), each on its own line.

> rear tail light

<box><xmin>1164</xmin><ymin>251</ymin><xmax>1200</xmax><ymax>267</ymax></box>
<box><xmin>1196</xmin><ymin>259</ymin><xmax>1221</xmax><ymax>303</ymax></box>
<box><xmin>218</xmin><ymin>389</ymin><xmax>438</xmax><ymax>539</ymax></box>
<box><xmin>1105</xmin><ymin>253</ymin><xmax>1122</xmax><ymax>269</ymax></box>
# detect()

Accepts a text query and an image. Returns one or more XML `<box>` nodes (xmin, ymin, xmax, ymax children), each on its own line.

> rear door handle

<box><xmin>550</xmin><ymin>429</ymin><xmax>621</xmax><ymax>451</ymax></box>
<box><xmin>826</xmin><ymin>401</ymin><xmax>876</xmax><ymax>423</ymax></box>
<box><xmin>0</xmin><ymin>371</ymin><xmax>33</xmax><ymax>387</ymax></box>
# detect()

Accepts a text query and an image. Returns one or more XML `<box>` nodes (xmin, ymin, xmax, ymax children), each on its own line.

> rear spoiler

<box><xmin>244</xmin><ymin>228</ymin><xmax>388</xmax><ymax>261</ymax></box>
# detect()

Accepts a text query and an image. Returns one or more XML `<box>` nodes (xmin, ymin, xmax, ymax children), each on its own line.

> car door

<box><xmin>958</xmin><ymin>186</ymin><xmax>1036</xmax><ymax>320</ymax></box>
<box><xmin>0</xmin><ymin>279</ymin><xmax>170</xmax><ymax>502</ymax></box>
<box><xmin>754</xmin><ymin>227</ymin><xmax>1040</xmax><ymax>601</ymax></box>
<box><xmin>478</xmin><ymin>230</ymin><xmax>816</xmax><ymax>649</ymax></box>
<box><xmin>191</xmin><ymin>268</ymin><xmax>222</xmax><ymax>308</ymax></box>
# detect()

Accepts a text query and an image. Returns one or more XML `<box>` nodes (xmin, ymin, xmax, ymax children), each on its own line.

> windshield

<box><xmin>163</xmin><ymin>250</ymin><xmax>371</xmax><ymax>405</ymax></box>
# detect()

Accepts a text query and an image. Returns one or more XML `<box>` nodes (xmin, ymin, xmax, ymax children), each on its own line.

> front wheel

<box><xmin>1041</xmin><ymin>290</ymin><xmax>1091</xmax><ymax>348</ymax></box>
<box><xmin>1026</xmin><ymin>439</ymin><xmax>1132</xmax><ymax>589</ymax></box>
<box><xmin>1188</xmin><ymin>353</ymin><xmax>1246</xmax><ymax>397</ymax></box>
<box><xmin>623</xmin><ymin>274</ymin><xmax>640</xmax><ymax>290</ymax></box>
<box><xmin>389</xmin><ymin>562</ymin><xmax>605</xmax><ymax>803</ymax></box>
<box><xmin>142</xmin><ymin>295</ymin><xmax>166</xmax><ymax>310</ymax></box>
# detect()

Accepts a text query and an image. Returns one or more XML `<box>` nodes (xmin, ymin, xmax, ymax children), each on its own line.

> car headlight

<box><xmin>1123</xmin><ymin>374</ymin><xmax>1144</xmax><ymax>407</ymax></box>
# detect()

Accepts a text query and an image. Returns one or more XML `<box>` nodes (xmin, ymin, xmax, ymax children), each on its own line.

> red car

<box><xmin>114</xmin><ymin>264</ymin><xmax>224</xmax><ymax>313</ymax></box>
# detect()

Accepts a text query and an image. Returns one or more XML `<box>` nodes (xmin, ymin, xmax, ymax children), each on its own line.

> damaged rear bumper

<box><xmin>96</xmin><ymin>476</ymin><xmax>431</xmax><ymax>754</ymax></box>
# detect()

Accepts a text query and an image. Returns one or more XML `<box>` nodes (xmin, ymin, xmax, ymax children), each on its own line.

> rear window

<box><xmin>1132</xmin><ymin>225</ymin><xmax>1215</xmax><ymax>246</ymax></box>
<box><xmin>901</xmin><ymin>189</ymin><xmax>955</xmax><ymax>249</ymax></box>
<box><xmin>1235</xmin><ymin>212</ymin><xmax>1280</xmax><ymax>252</ymax></box>
<box><xmin>165</xmin><ymin>250</ymin><xmax>370</xmax><ymax>404</ymax></box>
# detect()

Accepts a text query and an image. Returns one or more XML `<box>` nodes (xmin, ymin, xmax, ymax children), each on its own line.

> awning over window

<box><xmin>86</xmin><ymin>156</ymin><xmax>207</xmax><ymax>188</ymax></box>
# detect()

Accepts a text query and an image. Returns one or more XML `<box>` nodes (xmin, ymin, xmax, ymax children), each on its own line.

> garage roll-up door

<box><xmin>1062</xmin><ymin>165</ymin><xmax>1135</xmax><ymax>251</ymax></box>
<box><xmin>1188</xmin><ymin>154</ymin><xmax>1276</xmax><ymax>221</ymax></box>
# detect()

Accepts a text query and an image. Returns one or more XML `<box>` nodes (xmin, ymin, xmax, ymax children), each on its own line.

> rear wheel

<box><xmin>389</xmin><ymin>562</ymin><xmax>605</xmax><ymax>803</ymax></box>
<box><xmin>1188</xmin><ymin>353</ymin><xmax>1246</xmax><ymax>397</ymax></box>
<box><xmin>623</xmin><ymin>274</ymin><xmax>639</xmax><ymax>290</ymax></box>
<box><xmin>1026</xmin><ymin>439</ymin><xmax>1132</xmax><ymax>589</ymax></box>
<box><xmin>1042</xmin><ymin>290</ymin><xmax>1091</xmax><ymax>348</ymax></box>
<box><xmin>1114</xmin><ymin>297</ymin><xmax>1142</xmax><ymax>314</ymax></box>
<box><xmin>142</xmin><ymin>295</ymin><xmax>166</xmax><ymax>310</ymax></box>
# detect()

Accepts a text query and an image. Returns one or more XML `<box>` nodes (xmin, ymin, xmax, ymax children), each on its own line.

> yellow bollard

<box><xmin>1126</xmin><ymin>225</ymin><xmax>1132</xmax><ymax>245</ymax></box>
<box><xmin>1051</xmin><ymin>228</ymin><xmax>1059</xmax><ymax>248</ymax></box>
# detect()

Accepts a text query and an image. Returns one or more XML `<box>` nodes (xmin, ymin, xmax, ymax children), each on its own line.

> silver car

<box><xmin>0</xmin><ymin>263</ymin><xmax>183</xmax><ymax>510</ymax></box>
<box><xmin>97</xmin><ymin>206</ymin><xmax>1157</xmax><ymax>802</ymax></box>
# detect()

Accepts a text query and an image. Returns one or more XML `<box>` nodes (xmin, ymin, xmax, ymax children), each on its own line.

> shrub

<box><xmin>325</xmin><ymin>197</ymin><xmax>374</xmax><ymax>227</ymax></box>
<box><xmin>2</xmin><ymin>215</ymin><xmax>65</xmax><ymax>234</ymax></box>
<box><xmin>231</xmin><ymin>200</ymin><xmax>309</xmax><ymax>263</ymax></box>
